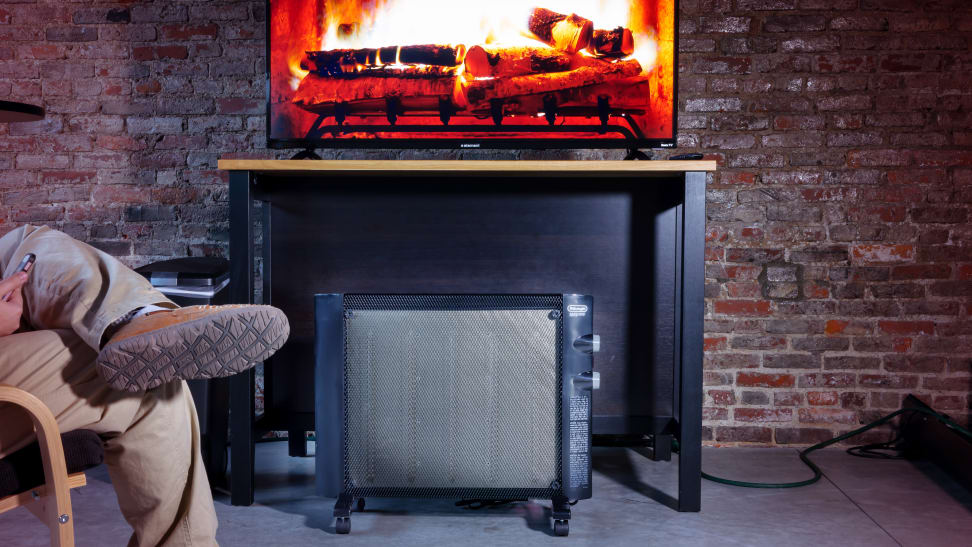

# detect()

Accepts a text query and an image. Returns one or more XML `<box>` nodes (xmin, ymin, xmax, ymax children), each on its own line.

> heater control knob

<box><xmin>572</xmin><ymin>334</ymin><xmax>601</xmax><ymax>354</ymax></box>
<box><xmin>574</xmin><ymin>371</ymin><xmax>601</xmax><ymax>390</ymax></box>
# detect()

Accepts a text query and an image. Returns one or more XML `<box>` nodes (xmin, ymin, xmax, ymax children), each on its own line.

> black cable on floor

<box><xmin>674</xmin><ymin>407</ymin><xmax>972</xmax><ymax>489</ymax></box>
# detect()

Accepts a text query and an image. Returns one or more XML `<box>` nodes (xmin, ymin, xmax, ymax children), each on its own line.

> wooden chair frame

<box><xmin>0</xmin><ymin>384</ymin><xmax>87</xmax><ymax>547</ymax></box>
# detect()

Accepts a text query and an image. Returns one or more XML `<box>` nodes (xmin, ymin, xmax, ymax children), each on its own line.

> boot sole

<box><xmin>96</xmin><ymin>306</ymin><xmax>290</xmax><ymax>392</ymax></box>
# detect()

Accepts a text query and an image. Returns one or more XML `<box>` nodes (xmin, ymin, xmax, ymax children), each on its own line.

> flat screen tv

<box><xmin>267</xmin><ymin>1</ymin><xmax>677</xmax><ymax>150</ymax></box>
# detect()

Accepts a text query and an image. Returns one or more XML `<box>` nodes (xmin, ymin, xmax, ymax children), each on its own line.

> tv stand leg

<box><xmin>624</xmin><ymin>149</ymin><xmax>652</xmax><ymax>160</ymax></box>
<box><xmin>291</xmin><ymin>149</ymin><xmax>322</xmax><ymax>160</ymax></box>
<box><xmin>651</xmin><ymin>433</ymin><xmax>672</xmax><ymax>461</ymax></box>
<box><xmin>288</xmin><ymin>430</ymin><xmax>307</xmax><ymax>456</ymax></box>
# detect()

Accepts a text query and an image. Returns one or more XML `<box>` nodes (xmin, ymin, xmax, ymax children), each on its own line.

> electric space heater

<box><xmin>315</xmin><ymin>294</ymin><xmax>600</xmax><ymax>536</ymax></box>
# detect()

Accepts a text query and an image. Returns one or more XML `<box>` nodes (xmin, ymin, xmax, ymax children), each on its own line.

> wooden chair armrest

<box><xmin>0</xmin><ymin>384</ymin><xmax>74</xmax><ymax>545</ymax></box>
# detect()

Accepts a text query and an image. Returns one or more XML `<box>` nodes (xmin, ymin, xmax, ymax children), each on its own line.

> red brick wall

<box><xmin>0</xmin><ymin>1</ymin><xmax>969</xmax><ymax>444</ymax></box>
<box><xmin>682</xmin><ymin>0</ymin><xmax>972</xmax><ymax>444</ymax></box>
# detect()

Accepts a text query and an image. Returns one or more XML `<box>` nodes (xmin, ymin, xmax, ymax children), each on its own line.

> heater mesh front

<box><xmin>343</xmin><ymin>295</ymin><xmax>562</xmax><ymax>499</ymax></box>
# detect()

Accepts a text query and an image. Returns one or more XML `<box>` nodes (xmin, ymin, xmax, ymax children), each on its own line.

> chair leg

<box><xmin>26</xmin><ymin>495</ymin><xmax>74</xmax><ymax>547</ymax></box>
<box><xmin>0</xmin><ymin>385</ymin><xmax>76</xmax><ymax>547</ymax></box>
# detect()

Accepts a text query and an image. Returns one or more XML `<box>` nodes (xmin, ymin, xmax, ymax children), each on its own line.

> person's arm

<box><xmin>0</xmin><ymin>272</ymin><xmax>28</xmax><ymax>336</ymax></box>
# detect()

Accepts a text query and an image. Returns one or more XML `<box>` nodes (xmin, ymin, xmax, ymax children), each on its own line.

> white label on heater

<box><xmin>570</xmin><ymin>421</ymin><xmax>589</xmax><ymax>452</ymax></box>
<box><xmin>569</xmin><ymin>395</ymin><xmax>590</xmax><ymax>487</ymax></box>
<box><xmin>567</xmin><ymin>304</ymin><xmax>588</xmax><ymax>317</ymax></box>
<box><xmin>570</xmin><ymin>452</ymin><xmax>589</xmax><ymax>487</ymax></box>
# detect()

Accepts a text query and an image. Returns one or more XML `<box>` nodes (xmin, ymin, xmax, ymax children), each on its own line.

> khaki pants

<box><xmin>0</xmin><ymin>225</ymin><xmax>218</xmax><ymax>546</ymax></box>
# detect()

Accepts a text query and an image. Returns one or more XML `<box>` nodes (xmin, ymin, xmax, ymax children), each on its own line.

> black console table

<box><xmin>221</xmin><ymin>159</ymin><xmax>713</xmax><ymax>511</ymax></box>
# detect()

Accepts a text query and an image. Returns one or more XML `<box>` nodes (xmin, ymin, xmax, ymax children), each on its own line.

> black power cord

<box><xmin>674</xmin><ymin>407</ymin><xmax>972</xmax><ymax>489</ymax></box>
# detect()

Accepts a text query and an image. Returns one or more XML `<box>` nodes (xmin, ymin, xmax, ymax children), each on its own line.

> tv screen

<box><xmin>267</xmin><ymin>1</ymin><xmax>677</xmax><ymax>149</ymax></box>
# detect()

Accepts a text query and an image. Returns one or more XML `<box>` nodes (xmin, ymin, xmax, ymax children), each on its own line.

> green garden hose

<box><xmin>678</xmin><ymin>407</ymin><xmax>972</xmax><ymax>489</ymax></box>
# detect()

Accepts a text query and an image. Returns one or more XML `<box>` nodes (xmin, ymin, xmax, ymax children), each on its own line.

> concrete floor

<box><xmin>1</xmin><ymin>442</ymin><xmax>969</xmax><ymax>546</ymax></box>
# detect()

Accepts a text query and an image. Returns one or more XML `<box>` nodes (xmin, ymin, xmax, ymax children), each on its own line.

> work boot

<box><xmin>97</xmin><ymin>305</ymin><xmax>289</xmax><ymax>392</ymax></box>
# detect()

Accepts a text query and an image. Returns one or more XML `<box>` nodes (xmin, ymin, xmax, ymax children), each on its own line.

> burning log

<box><xmin>303</xmin><ymin>44</ymin><xmax>466</xmax><ymax>75</ymax></box>
<box><xmin>463</xmin><ymin>45</ymin><xmax>574</xmax><ymax>78</ymax></box>
<box><xmin>329</xmin><ymin>65</ymin><xmax>457</xmax><ymax>78</ymax></box>
<box><xmin>293</xmin><ymin>72</ymin><xmax>456</xmax><ymax>112</ymax></box>
<box><xmin>459</xmin><ymin>58</ymin><xmax>642</xmax><ymax>107</ymax></box>
<box><xmin>588</xmin><ymin>27</ymin><xmax>634</xmax><ymax>58</ymax></box>
<box><xmin>302</xmin><ymin>49</ymin><xmax>378</xmax><ymax>73</ymax></box>
<box><xmin>396</xmin><ymin>44</ymin><xmax>466</xmax><ymax>66</ymax></box>
<box><xmin>527</xmin><ymin>8</ymin><xmax>594</xmax><ymax>54</ymax></box>
<box><xmin>472</xmin><ymin>80</ymin><xmax>650</xmax><ymax>117</ymax></box>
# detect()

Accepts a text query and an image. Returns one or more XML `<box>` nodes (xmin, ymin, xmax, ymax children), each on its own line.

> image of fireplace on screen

<box><xmin>268</xmin><ymin>0</ymin><xmax>676</xmax><ymax>146</ymax></box>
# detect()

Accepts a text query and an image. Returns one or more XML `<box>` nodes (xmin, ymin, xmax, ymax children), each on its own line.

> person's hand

<box><xmin>0</xmin><ymin>272</ymin><xmax>28</xmax><ymax>336</ymax></box>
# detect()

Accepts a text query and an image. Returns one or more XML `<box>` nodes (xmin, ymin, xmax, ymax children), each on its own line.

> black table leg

<box><xmin>209</xmin><ymin>377</ymin><xmax>230</xmax><ymax>489</ymax></box>
<box><xmin>651</xmin><ymin>433</ymin><xmax>673</xmax><ymax>462</ymax></box>
<box><xmin>289</xmin><ymin>431</ymin><xmax>308</xmax><ymax>457</ymax></box>
<box><xmin>677</xmin><ymin>171</ymin><xmax>705</xmax><ymax>512</ymax></box>
<box><xmin>230</xmin><ymin>370</ymin><xmax>255</xmax><ymax>506</ymax></box>
<box><xmin>229</xmin><ymin>170</ymin><xmax>256</xmax><ymax>506</ymax></box>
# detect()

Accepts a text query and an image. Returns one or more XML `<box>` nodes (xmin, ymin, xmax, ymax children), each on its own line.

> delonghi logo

<box><xmin>567</xmin><ymin>304</ymin><xmax>588</xmax><ymax>316</ymax></box>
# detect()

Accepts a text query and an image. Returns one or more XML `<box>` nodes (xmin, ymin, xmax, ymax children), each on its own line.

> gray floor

<box><xmin>1</xmin><ymin>443</ymin><xmax>969</xmax><ymax>546</ymax></box>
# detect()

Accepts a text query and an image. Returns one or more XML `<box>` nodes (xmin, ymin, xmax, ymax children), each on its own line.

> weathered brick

<box><xmin>878</xmin><ymin>321</ymin><xmax>935</xmax><ymax>335</ymax></box>
<box><xmin>708</xmin><ymin>390</ymin><xmax>736</xmax><ymax>406</ymax></box>
<box><xmin>793</xmin><ymin>337</ymin><xmax>851</xmax><ymax>352</ymax></box>
<box><xmin>773</xmin><ymin>392</ymin><xmax>804</xmax><ymax>406</ymax></box>
<box><xmin>734</xmin><ymin>408</ymin><xmax>793</xmax><ymax>422</ymax></box>
<box><xmin>870</xmin><ymin>392</ymin><xmax>903</xmax><ymax>409</ymax></box>
<box><xmin>891</xmin><ymin>264</ymin><xmax>951</xmax><ymax>280</ymax></box>
<box><xmin>714</xmin><ymin>300</ymin><xmax>773</xmax><ymax>316</ymax></box>
<box><xmin>740</xmin><ymin>391</ymin><xmax>770</xmax><ymax>405</ymax></box>
<box><xmin>46</xmin><ymin>27</ymin><xmax>97</xmax><ymax>42</ymax></box>
<box><xmin>807</xmin><ymin>391</ymin><xmax>839</xmax><ymax>406</ymax></box>
<box><xmin>929</xmin><ymin>281</ymin><xmax>972</xmax><ymax>298</ymax></box>
<box><xmin>840</xmin><ymin>392</ymin><xmax>867</xmax><ymax>409</ymax></box>
<box><xmin>859</xmin><ymin>374</ymin><xmax>919</xmax><ymax>389</ymax></box>
<box><xmin>798</xmin><ymin>408</ymin><xmax>858</xmax><ymax>424</ymax></box>
<box><xmin>706</xmin><ymin>353</ymin><xmax>760</xmax><ymax>369</ymax></box>
<box><xmin>799</xmin><ymin>373</ymin><xmax>856</xmax><ymax>388</ymax></box>
<box><xmin>700</xmin><ymin>17</ymin><xmax>752</xmax><ymax>34</ymax></box>
<box><xmin>765</xmin><ymin>319</ymin><xmax>817</xmax><ymax>334</ymax></box>
<box><xmin>685</xmin><ymin>97</ymin><xmax>742</xmax><ymax>112</ymax></box>
<box><xmin>824</xmin><ymin>356</ymin><xmax>881</xmax><ymax>370</ymax></box>
<box><xmin>737</xmin><ymin>372</ymin><xmax>795</xmax><ymax>388</ymax></box>
<box><xmin>704</xmin><ymin>372</ymin><xmax>734</xmax><ymax>386</ymax></box>
<box><xmin>714</xmin><ymin>426</ymin><xmax>773</xmax><ymax>443</ymax></box>
<box><xmin>73</xmin><ymin>8</ymin><xmax>130</xmax><ymax>24</ymax></box>
<box><xmin>730</xmin><ymin>335</ymin><xmax>787</xmax><ymax>350</ymax></box>
<box><xmin>89</xmin><ymin>240</ymin><xmax>132</xmax><ymax>256</ymax></box>
<box><xmin>703</xmin><ymin>407</ymin><xmax>729</xmax><ymax>421</ymax></box>
<box><xmin>883</xmin><ymin>355</ymin><xmax>947</xmax><ymax>374</ymax></box>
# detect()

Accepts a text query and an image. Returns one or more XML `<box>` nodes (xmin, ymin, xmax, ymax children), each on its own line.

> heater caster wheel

<box><xmin>553</xmin><ymin>519</ymin><xmax>569</xmax><ymax>537</ymax></box>
<box><xmin>356</xmin><ymin>498</ymin><xmax>366</xmax><ymax>512</ymax></box>
<box><xmin>336</xmin><ymin>517</ymin><xmax>351</xmax><ymax>534</ymax></box>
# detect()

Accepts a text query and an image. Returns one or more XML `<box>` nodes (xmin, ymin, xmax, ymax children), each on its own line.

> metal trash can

<box><xmin>135</xmin><ymin>257</ymin><xmax>230</xmax><ymax>488</ymax></box>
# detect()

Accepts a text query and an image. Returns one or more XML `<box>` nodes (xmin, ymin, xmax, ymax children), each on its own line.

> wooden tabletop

<box><xmin>217</xmin><ymin>159</ymin><xmax>717</xmax><ymax>174</ymax></box>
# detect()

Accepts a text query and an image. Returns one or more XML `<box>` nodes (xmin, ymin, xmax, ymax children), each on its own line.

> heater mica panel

<box><xmin>315</xmin><ymin>294</ymin><xmax>597</xmax><ymax>535</ymax></box>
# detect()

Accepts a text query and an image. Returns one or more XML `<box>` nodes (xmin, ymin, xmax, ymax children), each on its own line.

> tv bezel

<box><xmin>265</xmin><ymin>0</ymin><xmax>678</xmax><ymax>150</ymax></box>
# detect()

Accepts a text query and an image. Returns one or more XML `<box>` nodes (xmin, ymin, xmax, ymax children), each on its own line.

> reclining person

<box><xmin>0</xmin><ymin>224</ymin><xmax>289</xmax><ymax>546</ymax></box>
